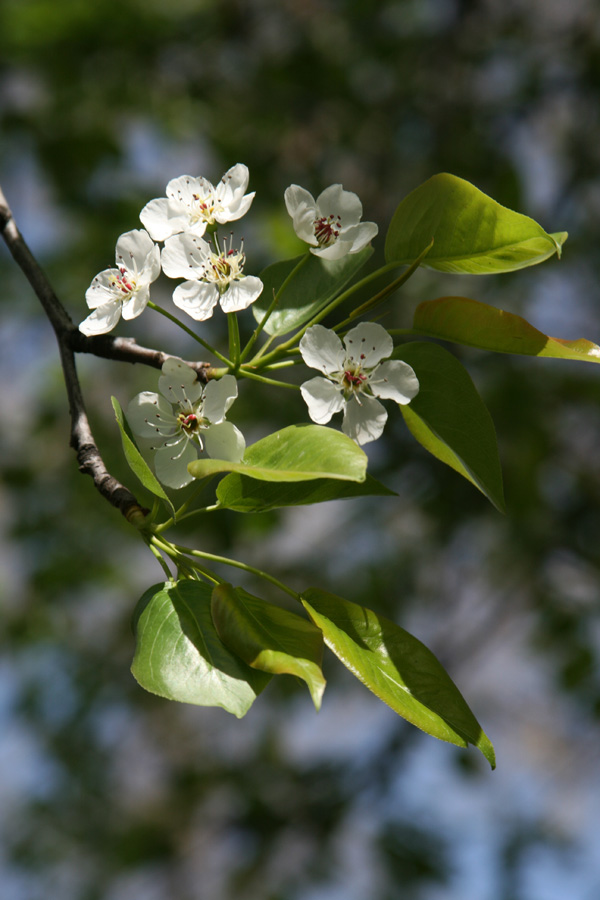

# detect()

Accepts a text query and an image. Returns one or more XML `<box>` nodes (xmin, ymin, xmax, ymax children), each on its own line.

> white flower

<box><xmin>299</xmin><ymin>322</ymin><xmax>419</xmax><ymax>445</ymax></box>
<box><xmin>127</xmin><ymin>358</ymin><xmax>245</xmax><ymax>489</ymax></box>
<box><xmin>79</xmin><ymin>230</ymin><xmax>160</xmax><ymax>336</ymax></box>
<box><xmin>284</xmin><ymin>184</ymin><xmax>378</xmax><ymax>261</ymax></box>
<box><xmin>140</xmin><ymin>164</ymin><xmax>255</xmax><ymax>242</ymax></box>
<box><xmin>161</xmin><ymin>233</ymin><xmax>263</xmax><ymax>321</ymax></box>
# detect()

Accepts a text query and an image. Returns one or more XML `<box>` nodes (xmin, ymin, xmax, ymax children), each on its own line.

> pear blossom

<box><xmin>127</xmin><ymin>358</ymin><xmax>245</xmax><ymax>489</ymax></box>
<box><xmin>299</xmin><ymin>322</ymin><xmax>419</xmax><ymax>445</ymax></box>
<box><xmin>79</xmin><ymin>230</ymin><xmax>160</xmax><ymax>336</ymax></box>
<box><xmin>284</xmin><ymin>183</ymin><xmax>378</xmax><ymax>261</ymax></box>
<box><xmin>161</xmin><ymin>232</ymin><xmax>263</xmax><ymax>321</ymax></box>
<box><xmin>140</xmin><ymin>164</ymin><xmax>255</xmax><ymax>242</ymax></box>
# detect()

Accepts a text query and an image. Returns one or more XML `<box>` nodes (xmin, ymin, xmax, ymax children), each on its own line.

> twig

<box><xmin>0</xmin><ymin>183</ymin><xmax>208</xmax><ymax>519</ymax></box>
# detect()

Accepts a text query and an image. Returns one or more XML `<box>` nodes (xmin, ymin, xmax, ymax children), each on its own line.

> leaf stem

<box><xmin>148</xmin><ymin>301</ymin><xmax>231</xmax><ymax>365</ymax></box>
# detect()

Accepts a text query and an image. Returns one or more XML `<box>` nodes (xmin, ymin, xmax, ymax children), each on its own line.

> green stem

<box><xmin>228</xmin><ymin>312</ymin><xmax>241</xmax><ymax>367</ymax></box>
<box><xmin>153</xmin><ymin>478</ymin><xmax>216</xmax><ymax>533</ymax></box>
<box><xmin>237</xmin><ymin>367</ymin><xmax>300</xmax><ymax>389</ymax></box>
<box><xmin>167</xmin><ymin>540</ymin><xmax>299</xmax><ymax>600</ymax></box>
<box><xmin>151</xmin><ymin>535</ymin><xmax>222</xmax><ymax>585</ymax></box>
<box><xmin>148</xmin><ymin>301</ymin><xmax>231</xmax><ymax>366</ymax></box>
<box><xmin>245</xmin><ymin>254</ymin><xmax>310</xmax><ymax>365</ymax></box>
<box><xmin>147</xmin><ymin>537</ymin><xmax>174</xmax><ymax>579</ymax></box>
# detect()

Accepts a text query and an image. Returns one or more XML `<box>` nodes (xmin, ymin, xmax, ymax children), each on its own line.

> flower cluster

<box><xmin>127</xmin><ymin>358</ymin><xmax>245</xmax><ymax>489</ymax></box>
<box><xmin>299</xmin><ymin>322</ymin><xmax>419</xmax><ymax>445</ymax></box>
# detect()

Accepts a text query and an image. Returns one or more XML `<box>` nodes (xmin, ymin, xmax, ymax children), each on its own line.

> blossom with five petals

<box><xmin>79</xmin><ymin>230</ymin><xmax>160</xmax><ymax>336</ymax></box>
<box><xmin>127</xmin><ymin>358</ymin><xmax>245</xmax><ymax>489</ymax></box>
<box><xmin>284</xmin><ymin>184</ymin><xmax>378</xmax><ymax>260</ymax></box>
<box><xmin>161</xmin><ymin>233</ymin><xmax>263</xmax><ymax>321</ymax></box>
<box><xmin>140</xmin><ymin>164</ymin><xmax>255</xmax><ymax>242</ymax></box>
<box><xmin>299</xmin><ymin>322</ymin><xmax>419</xmax><ymax>445</ymax></box>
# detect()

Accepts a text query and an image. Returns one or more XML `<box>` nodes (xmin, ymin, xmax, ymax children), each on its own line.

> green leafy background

<box><xmin>2</xmin><ymin>3</ymin><xmax>600</xmax><ymax>898</ymax></box>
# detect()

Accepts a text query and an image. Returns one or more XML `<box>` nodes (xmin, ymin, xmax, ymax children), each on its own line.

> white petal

<box><xmin>166</xmin><ymin>175</ymin><xmax>203</xmax><ymax>209</ymax></box>
<box><xmin>172</xmin><ymin>281</ymin><xmax>219</xmax><ymax>321</ymax></box>
<box><xmin>219</xmin><ymin>277</ymin><xmax>263</xmax><ymax>313</ymax></box>
<box><xmin>341</xmin><ymin>220</ymin><xmax>379</xmax><ymax>253</ymax></box>
<box><xmin>140</xmin><ymin>198</ymin><xmax>181</xmax><ymax>242</ymax></box>
<box><xmin>121</xmin><ymin>285</ymin><xmax>150</xmax><ymax>320</ymax></box>
<box><xmin>216</xmin><ymin>191</ymin><xmax>255</xmax><ymax>223</ymax></box>
<box><xmin>309</xmin><ymin>240</ymin><xmax>351</xmax><ymax>261</ymax></box>
<box><xmin>368</xmin><ymin>360</ymin><xmax>420</xmax><ymax>404</ymax></box>
<box><xmin>284</xmin><ymin>185</ymin><xmax>316</xmax><ymax>219</ymax></box>
<box><xmin>159</xmin><ymin>359</ymin><xmax>203</xmax><ymax>404</ymax></box>
<box><xmin>300</xmin><ymin>376</ymin><xmax>344</xmax><ymax>424</ymax></box>
<box><xmin>202</xmin><ymin>375</ymin><xmax>238</xmax><ymax>423</ymax></box>
<box><xmin>316</xmin><ymin>184</ymin><xmax>363</xmax><ymax>226</ymax></box>
<box><xmin>162</xmin><ymin>233</ymin><xmax>210</xmax><ymax>280</ymax></box>
<box><xmin>299</xmin><ymin>324</ymin><xmax>345</xmax><ymax>375</ymax></box>
<box><xmin>115</xmin><ymin>229</ymin><xmax>158</xmax><ymax>276</ymax></box>
<box><xmin>78</xmin><ymin>302</ymin><xmax>121</xmax><ymax>335</ymax></box>
<box><xmin>155</xmin><ymin>440</ymin><xmax>197</xmax><ymax>489</ymax></box>
<box><xmin>204</xmin><ymin>422</ymin><xmax>246</xmax><ymax>462</ymax></box>
<box><xmin>344</xmin><ymin>322</ymin><xmax>393</xmax><ymax>368</ymax></box>
<box><xmin>342</xmin><ymin>394</ymin><xmax>387</xmax><ymax>445</ymax></box>
<box><xmin>215</xmin><ymin>164</ymin><xmax>253</xmax><ymax>215</ymax></box>
<box><xmin>85</xmin><ymin>269</ymin><xmax>120</xmax><ymax>308</ymax></box>
<box><xmin>127</xmin><ymin>391</ymin><xmax>174</xmax><ymax>439</ymax></box>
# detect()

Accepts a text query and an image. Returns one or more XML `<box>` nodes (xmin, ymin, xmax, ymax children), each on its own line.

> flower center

<box><xmin>177</xmin><ymin>411</ymin><xmax>201</xmax><ymax>435</ymax></box>
<box><xmin>109</xmin><ymin>267</ymin><xmax>137</xmax><ymax>300</ymax></box>
<box><xmin>342</xmin><ymin>367</ymin><xmax>368</xmax><ymax>394</ymax></box>
<box><xmin>314</xmin><ymin>214</ymin><xmax>341</xmax><ymax>247</ymax></box>
<box><xmin>191</xmin><ymin>192</ymin><xmax>218</xmax><ymax>225</ymax></box>
<box><xmin>206</xmin><ymin>244</ymin><xmax>246</xmax><ymax>290</ymax></box>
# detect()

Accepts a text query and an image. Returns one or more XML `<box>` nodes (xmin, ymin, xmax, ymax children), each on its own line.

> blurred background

<box><xmin>1</xmin><ymin>1</ymin><xmax>600</xmax><ymax>898</ymax></box>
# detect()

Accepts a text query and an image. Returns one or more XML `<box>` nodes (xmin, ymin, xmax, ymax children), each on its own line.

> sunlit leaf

<box><xmin>189</xmin><ymin>424</ymin><xmax>368</xmax><ymax>483</ymax></box>
<box><xmin>414</xmin><ymin>296</ymin><xmax>600</xmax><ymax>364</ymax></box>
<box><xmin>302</xmin><ymin>588</ymin><xmax>495</xmax><ymax>768</ymax></box>
<box><xmin>394</xmin><ymin>343</ymin><xmax>505</xmax><ymax>511</ymax></box>
<box><xmin>212</xmin><ymin>584</ymin><xmax>326</xmax><ymax>709</ymax></box>
<box><xmin>385</xmin><ymin>173</ymin><xmax>566</xmax><ymax>274</ymax></box>
<box><xmin>131</xmin><ymin>580</ymin><xmax>271</xmax><ymax>716</ymax></box>
<box><xmin>216</xmin><ymin>472</ymin><xmax>394</xmax><ymax>513</ymax></box>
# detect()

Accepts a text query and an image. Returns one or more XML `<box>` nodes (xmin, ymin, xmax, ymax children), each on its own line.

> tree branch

<box><xmin>0</xmin><ymin>183</ymin><xmax>206</xmax><ymax>520</ymax></box>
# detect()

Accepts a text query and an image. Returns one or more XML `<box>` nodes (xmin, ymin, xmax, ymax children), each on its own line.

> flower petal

<box><xmin>215</xmin><ymin>164</ymin><xmax>253</xmax><ymax>215</ymax></box>
<box><xmin>159</xmin><ymin>358</ymin><xmax>203</xmax><ymax>405</ymax></box>
<box><xmin>115</xmin><ymin>229</ymin><xmax>159</xmax><ymax>279</ymax></box>
<box><xmin>127</xmin><ymin>391</ymin><xmax>174</xmax><ymax>439</ymax></box>
<box><xmin>162</xmin><ymin>233</ymin><xmax>210</xmax><ymax>280</ymax></box>
<box><xmin>155</xmin><ymin>440</ymin><xmax>197</xmax><ymax>489</ymax></box>
<box><xmin>341</xmin><ymin>220</ymin><xmax>379</xmax><ymax>253</ymax></box>
<box><xmin>299</xmin><ymin>324</ymin><xmax>345</xmax><ymax>375</ymax></box>
<box><xmin>342</xmin><ymin>394</ymin><xmax>387</xmax><ymax>445</ymax></box>
<box><xmin>203</xmin><ymin>422</ymin><xmax>246</xmax><ymax>462</ymax></box>
<box><xmin>85</xmin><ymin>269</ymin><xmax>120</xmax><ymax>308</ymax></box>
<box><xmin>344</xmin><ymin>322</ymin><xmax>393</xmax><ymax>368</ymax></box>
<box><xmin>309</xmin><ymin>240</ymin><xmax>353</xmax><ymax>261</ymax></box>
<box><xmin>78</xmin><ymin>302</ymin><xmax>121</xmax><ymax>336</ymax></box>
<box><xmin>300</xmin><ymin>376</ymin><xmax>344</xmax><ymax>424</ymax></box>
<box><xmin>284</xmin><ymin>185</ymin><xmax>316</xmax><ymax>220</ymax></box>
<box><xmin>368</xmin><ymin>360</ymin><xmax>420</xmax><ymax>405</ymax></box>
<box><xmin>140</xmin><ymin>198</ymin><xmax>185</xmax><ymax>242</ymax></box>
<box><xmin>121</xmin><ymin>285</ymin><xmax>150</xmax><ymax>320</ymax></box>
<box><xmin>202</xmin><ymin>375</ymin><xmax>238</xmax><ymax>423</ymax></box>
<box><xmin>172</xmin><ymin>281</ymin><xmax>219</xmax><ymax>321</ymax></box>
<box><xmin>219</xmin><ymin>277</ymin><xmax>264</xmax><ymax>313</ymax></box>
<box><xmin>316</xmin><ymin>184</ymin><xmax>363</xmax><ymax>226</ymax></box>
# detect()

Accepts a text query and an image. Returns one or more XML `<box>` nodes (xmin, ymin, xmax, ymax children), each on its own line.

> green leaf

<box><xmin>394</xmin><ymin>343</ymin><xmax>505</xmax><ymax>511</ymax></box>
<box><xmin>111</xmin><ymin>396</ymin><xmax>175</xmax><ymax>515</ymax></box>
<box><xmin>188</xmin><ymin>424</ymin><xmax>368</xmax><ymax>484</ymax></box>
<box><xmin>253</xmin><ymin>247</ymin><xmax>373</xmax><ymax>336</ymax></box>
<box><xmin>216</xmin><ymin>472</ymin><xmax>394</xmax><ymax>513</ymax></box>
<box><xmin>385</xmin><ymin>173</ymin><xmax>566</xmax><ymax>274</ymax></box>
<box><xmin>414</xmin><ymin>296</ymin><xmax>600</xmax><ymax>364</ymax></box>
<box><xmin>301</xmin><ymin>588</ymin><xmax>495</xmax><ymax>768</ymax></box>
<box><xmin>131</xmin><ymin>580</ymin><xmax>271</xmax><ymax>716</ymax></box>
<box><xmin>211</xmin><ymin>584</ymin><xmax>326</xmax><ymax>709</ymax></box>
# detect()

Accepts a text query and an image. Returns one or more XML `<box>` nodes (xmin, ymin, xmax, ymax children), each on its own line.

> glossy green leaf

<box><xmin>111</xmin><ymin>396</ymin><xmax>175</xmax><ymax>515</ymax></box>
<box><xmin>302</xmin><ymin>588</ymin><xmax>495</xmax><ymax>768</ymax></box>
<box><xmin>394</xmin><ymin>343</ymin><xmax>505</xmax><ymax>511</ymax></box>
<box><xmin>211</xmin><ymin>584</ymin><xmax>326</xmax><ymax>709</ymax></box>
<box><xmin>131</xmin><ymin>580</ymin><xmax>271</xmax><ymax>716</ymax></box>
<box><xmin>253</xmin><ymin>246</ymin><xmax>373</xmax><ymax>336</ymax></box>
<box><xmin>414</xmin><ymin>296</ymin><xmax>600</xmax><ymax>364</ymax></box>
<box><xmin>385</xmin><ymin>173</ymin><xmax>566</xmax><ymax>274</ymax></box>
<box><xmin>188</xmin><ymin>424</ymin><xmax>368</xmax><ymax>484</ymax></box>
<box><xmin>216</xmin><ymin>472</ymin><xmax>394</xmax><ymax>513</ymax></box>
